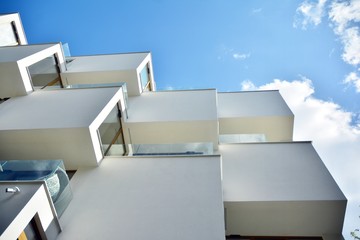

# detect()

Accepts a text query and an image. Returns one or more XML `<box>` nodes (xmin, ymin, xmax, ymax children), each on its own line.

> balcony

<box><xmin>218</xmin><ymin>91</ymin><xmax>294</xmax><ymax>142</ymax></box>
<box><xmin>123</xmin><ymin>89</ymin><xmax>219</xmax><ymax>150</ymax></box>
<box><xmin>0</xmin><ymin>43</ymin><xmax>65</xmax><ymax>98</ymax></box>
<box><xmin>60</xmin><ymin>52</ymin><xmax>155</xmax><ymax>96</ymax></box>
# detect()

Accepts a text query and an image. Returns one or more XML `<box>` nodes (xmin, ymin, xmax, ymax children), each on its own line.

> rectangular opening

<box><xmin>139</xmin><ymin>63</ymin><xmax>152</xmax><ymax>92</ymax></box>
<box><xmin>27</xmin><ymin>55</ymin><xmax>62</xmax><ymax>90</ymax></box>
<box><xmin>98</xmin><ymin>104</ymin><xmax>125</xmax><ymax>156</ymax></box>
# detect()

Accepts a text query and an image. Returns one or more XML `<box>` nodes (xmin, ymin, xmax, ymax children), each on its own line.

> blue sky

<box><xmin>1</xmin><ymin>0</ymin><xmax>360</xmax><ymax>238</ymax></box>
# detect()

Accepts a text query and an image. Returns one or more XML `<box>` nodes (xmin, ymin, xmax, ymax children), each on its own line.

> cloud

<box><xmin>232</xmin><ymin>53</ymin><xmax>251</xmax><ymax>60</ymax></box>
<box><xmin>294</xmin><ymin>0</ymin><xmax>327</xmax><ymax>29</ymax></box>
<box><xmin>217</xmin><ymin>44</ymin><xmax>251</xmax><ymax>62</ymax></box>
<box><xmin>328</xmin><ymin>0</ymin><xmax>360</xmax><ymax>34</ymax></box>
<box><xmin>241</xmin><ymin>77</ymin><xmax>360</xmax><ymax>238</ymax></box>
<box><xmin>240</xmin><ymin>80</ymin><xmax>256</xmax><ymax>90</ymax></box>
<box><xmin>340</xmin><ymin>26</ymin><xmax>360</xmax><ymax>66</ymax></box>
<box><xmin>344</xmin><ymin>71</ymin><xmax>360</xmax><ymax>92</ymax></box>
<box><xmin>251</xmin><ymin>8</ymin><xmax>262</xmax><ymax>14</ymax></box>
<box><xmin>295</xmin><ymin>0</ymin><xmax>360</xmax><ymax>92</ymax></box>
<box><xmin>328</xmin><ymin>0</ymin><xmax>360</xmax><ymax>66</ymax></box>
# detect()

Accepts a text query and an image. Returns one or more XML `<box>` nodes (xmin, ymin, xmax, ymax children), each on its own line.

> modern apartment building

<box><xmin>0</xmin><ymin>13</ymin><xmax>347</xmax><ymax>240</ymax></box>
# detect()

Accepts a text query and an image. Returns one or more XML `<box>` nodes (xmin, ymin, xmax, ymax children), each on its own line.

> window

<box><xmin>98</xmin><ymin>104</ymin><xmax>125</xmax><ymax>156</ymax></box>
<box><xmin>139</xmin><ymin>63</ymin><xmax>152</xmax><ymax>92</ymax></box>
<box><xmin>27</xmin><ymin>55</ymin><xmax>62</xmax><ymax>89</ymax></box>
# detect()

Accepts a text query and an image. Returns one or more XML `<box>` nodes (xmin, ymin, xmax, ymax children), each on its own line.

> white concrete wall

<box><xmin>220</xmin><ymin>142</ymin><xmax>347</xmax><ymax>237</ymax></box>
<box><xmin>127</xmin><ymin>90</ymin><xmax>218</xmax><ymax>122</ymax></box>
<box><xmin>0</xmin><ymin>88</ymin><xmax>121</xmax><ymax>130</ymax></box>
<box><xmin>58</xmin><ymin>156</ymin><xmax>225</xmax><ymax>240</ymax></box>
<box><xmin>225</xmin><ymin>200</ymin><xmax>347</xmax><ymax>237</ymax></box>
<box><xmin>0</xmin><ymin>44</ymin><xmax>57</xmax><ymax>62</ymax></box>
<box><xmin>0</xmin><ymin>128</ymin><xmax>97</xmax><ymax>170</ymax></box>
<box><xmin>64</xmin><ymin>53</ymin><xmax>150</xmax><ymax>71</ymax></box>
<box><xmin>218</xmin><ymin>91</ymin><xmax>294</xmax><ymax>142</ymax></box>
<box><xmin>0</xmin><ymin>62</ymin><xmax>27</xmax><ymax>97</ymax></box>
<box><xmin>220</xmin><ymin>116</ymin><xmax>294</xmax><ymax>142</ymax></box>
<box><xmin>62</xmin><ymin>70</ymin><xmax>142</xmax><ymax>96</ymax></box>
<box><xmin>123</xmin><ymin>90</ymin><xmax>219</xmax><ymax>148</ymax></box>
<box><xmin>220</xmin><ymin>142</ymin><xmax>346</xmax><ymax>201</ymax></box>
<box><xmin>218</xmin><ymin>91</ymin><xmax>293</xmax><ymax>117</ymax></box>
<box><xmin>124</xmin><ymin>120</ymin><xmax>218</xmax><ymax>148</ymax></box>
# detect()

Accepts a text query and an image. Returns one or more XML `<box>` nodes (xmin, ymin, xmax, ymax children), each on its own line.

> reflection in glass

<box><xmin>98</xmin><ymin>105</ymin><xmax>125</xmax><ymax>156</ymax></box>
<box><xmin>28</xmin><ymin>55</ymin><xmax>61</xmax><ymax>89</ymax></box>
<box><xmin>140</xmin><ymin>64</ymin><xmax>151</xmax><ymax>91</ymax></box>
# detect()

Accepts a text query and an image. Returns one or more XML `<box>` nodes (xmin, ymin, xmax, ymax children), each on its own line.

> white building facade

<box><xmin>0</xmin><ymin>13</ymin><xmax>346</xmax><ymax>240</ymax></box>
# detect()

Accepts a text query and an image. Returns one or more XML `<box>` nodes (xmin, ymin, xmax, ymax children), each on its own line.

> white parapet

<box><xmin>218</xmin><ymin>91</ymin><xmax>294</xmax><ymax>142</ymax></box>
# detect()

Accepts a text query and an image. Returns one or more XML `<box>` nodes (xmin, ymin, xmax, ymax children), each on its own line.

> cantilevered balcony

<box><xmin>60</xmin><ymin>52</ymin><xmax>155</xmax><ymax>96</ymax></box>
<box><xmin>220</xmin><ymin>142</ymin><xmax>346</xmax><ymax>239</ymax></box>
<box><xmin>123</xmin><ymin>89</ymin><xmax>219</xmax><ymax>153</ymax></box>
<box><xmin>0</xmin><ymin>87</ymin><xmax>127</xmax><ymax>170</ymax></box>
<box><xmin>218</xmin><ymin>90</ymin><xmax>294</xmax><ymax>142</ymax></box>
<box><xmin>0</xmin><ymin>43</ymin><xmax>65</xmax><ymax>98</ymax></box>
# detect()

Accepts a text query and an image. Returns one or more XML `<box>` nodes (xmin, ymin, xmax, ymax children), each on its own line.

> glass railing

<box><xmin>129</xmin><ymin>142</ymin><xmax>213</xmax><ymax>156</ymax></box>
<box><xmin>0</xmin><ymin>159</ymin><xmax>72</xmax><ymax>217</ymax></box>
<box><xmin>219</xmin><ymin>134</ymin><xmax>266</xmax><ymax>143</ymax></box>
<box><xmin>66</xmin><ymin>82</ymin><xmax>124</xmax><ymax>89</ymax></box>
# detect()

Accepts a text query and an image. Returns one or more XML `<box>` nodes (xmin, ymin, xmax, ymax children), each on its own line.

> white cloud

<box><xmin>328</xmin><ymin>0</ymin><xmax>360</xmax><ymax>68</ymax></box>
<box><xmin>344</xmin><ymin>71</ymin><xmax>360</xmax><ymax>92</ymax></box>
<box><xmin>341</xmin><ymin>26</ymin><xmax>360</xmax><ymax>66</ymax></box>
<box><xmin>295</xmin><ymin>0</ymin><xmax>360</xmax><ymax>92</ymax></box>
<box><xmin>240</xmin><ymin>80</ymin><xmax>256</xmax><ymax>90</ymax></box>
<box><xmin>233</xmin><ymin>53</ymin><xmax>251</xmax><ymax>60</ymax></box>
<box><xmin>251</xmin><ymin>8</ymin><xmax>262</xmax><ymax>14</ymax></box>
<box><xmin>294</xmin><ymin>0</ymin><xmax>327</xmax><ymax>29</ymax></box>
<box><xmin>328</xmin><ymin>0</ymin><xmax>360</xmax><ymax>34</ymax></box>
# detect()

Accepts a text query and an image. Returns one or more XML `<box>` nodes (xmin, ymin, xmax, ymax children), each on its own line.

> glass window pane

<box><xmin>28</xmin><ymin>55</ymin><xmax>61</xmax><ymax>89</ymax></box>
<box><xmin>140</xmin><ymin>64</ymin><xmax>150</xmax><ymax>91</ymax></box>
<box><xmin>98</xmin><ymin>106</ymin><xmax>125</xmax><ymax>156</ymax></box>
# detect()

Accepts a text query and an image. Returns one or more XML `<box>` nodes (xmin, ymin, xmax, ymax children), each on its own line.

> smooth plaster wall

<box><xmin>0</xmin><ymin>62</ymin><xmax>26</xmax><ymax>98</ymax></box>
<box><xmin>0</xmin><ymin>44</ymin><xmax>55</xmax><ymax>62</ymax></box>
<box><xmin>64</xmin><ymin>53</ymin><xmax>149</xmax><ymax>72</ymax></box>
<box><xmin>220</xmin><ymin>142</ymin><xmax>346</xmax><ymax>201</ymax></box>
<box><xmin>57</xmin><ymin>156</ymin><xmax>225</xmax><ymax>240</ymax></box>
<box><xmin>0</xmin><ymin>128</ymin><xmax>97</xmax><ymax>170</ymax></box>
<box><xmin>124</xmin><ymin>120</ymin><xmax>219</xmax><ymax>148</ymax></box>
<box><xmin>61</xmin><ymin>70</ymin><xmax>142</xmax><ymax>96</ymax></box>
<box><xmin>221</xmin><ymin>142</ymin><xmax>346</xmax><ymax>238</ymax></box>
<box><xmin>0</xmin><ymin>88</ymin><xmax>121</xmax><ymax>130</ymax></box>
<box><xmin>127</xmin><ymin>90</ymin><xmax>218</xmax><ymax>122</ymax></box>
<box><xmin>219</xmin><ymin>116</ymin><xmax>294</xmax><ymax>142</ymax></box>
<box><xmin>218</xmin><ymin>91</ymin><xmax>293</xmax><ymax>117</ymax></box>
<box><xmin>225</xmin><ymin>200</ymin><xmax>347</xmax><ymax>237</ymax></box>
